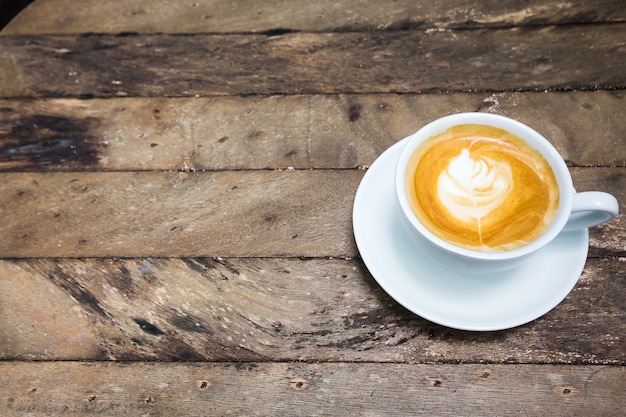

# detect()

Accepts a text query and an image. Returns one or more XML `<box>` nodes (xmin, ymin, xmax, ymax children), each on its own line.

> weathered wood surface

<box><xmin>1</xmin><ymin>91</ymin><xmax>625</xmax><ymax>171</ymax></box>
<box><xmin>1</xmin><ymin>362</ymin><xmax>624</xmax><ymax>417</ymax></box>
<box><xmin>3</xmin><ymin>0</ymin><xmax>626</xmax><ymax>34</ymax></box>
<box><xmin>1</xmin><ymin>257</ymin><xmax>624</xmax><ymax>363</ymax></box>
<box><xmin>1</xmin><ymin>24</ymin><xmax>626</xmax><ymax>99</ymax></box>
<box><xmin>0</xmin><ymin>170</ymin><xmax>357</xmax><ymax>258</ymax></box>
<box><xmin>0</xmin><ymin>169</ymin><xmax>623</xmax><ymax>258</ymax></box>
<box><xmin>1</xmin><ymin>0</ymin><xmax>625</xmax><ymax>415</ymax></box>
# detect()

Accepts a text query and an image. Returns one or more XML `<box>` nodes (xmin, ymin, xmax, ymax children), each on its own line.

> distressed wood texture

<box><xmin>0</xmin><ymin>169</ymin><xmax>623</xmax><ymax>258</ymax></box>
<box><xmin>1</xmin><ymin>91</ymin><xmax>625</xmax><ymax>171</ymax></box>
<box><xmin>1</xmin><ymin>362</ymin><xmax>624</xmax><ymax>417</ymax></box>
<box><xmin>1</xmin><ymin>257</ymin><xmax>624</xmax><ymax>363</ymax></box>
<box><xmin>3</xmin><ymin>0</ymin><xmax>626</xmax><ymax>34</ymax></box>
<box><xmin>1</xmin><ymin>25</ymin><xmax>626</xmax><ymax>99</ymax></box>
<box><xmin>1</xmin><ymin>0</ymin><xmax>625</xmax><ymax>415</ymax></box>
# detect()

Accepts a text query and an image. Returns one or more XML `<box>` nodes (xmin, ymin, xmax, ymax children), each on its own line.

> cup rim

<box><xmin>395</xmin><ymin>112</ymin><xmax>574</xmax><ymax>261</ymax></box>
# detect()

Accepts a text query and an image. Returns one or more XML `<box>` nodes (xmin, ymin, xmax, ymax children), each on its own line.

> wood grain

<box><xmin>1</xmin><ymin>25</ymin><xmax>625</xmax><ymax>98</ymax></box>
<box><xmin>1</xmin><ymin>257</ymin><xmax>624</xmax><ymax>363</ymax></box>
<box><xmin>0</xmin><ymin>169</ymin><xmax>622</xmax><ymax>258</ymax></box>
<box><xmin>1</xmin><ymin>362</ymin><xmax>623</xmax><ymax>416</ymax></box>
<box><xmin>0</xmin><ymin>170</ymin><xmax>358</xmax><ymax>258</ymax></box>
<box><xmin>1</xmin><ymin>1</ymin><xmax>624</xmax><ymax>415</ymax></box>
<box><xmin>1</xmin><ymin>91</ymin><xmax>625</xmax><ymax>171</ymax></box>
<box><xmin>3</xmin><ymin>0</ymin><xmax>625</xmax><ymax>34</ymax></box>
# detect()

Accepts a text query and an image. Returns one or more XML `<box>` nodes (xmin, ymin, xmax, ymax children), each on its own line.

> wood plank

<box><xmin>1</xmin><ymin>25</ymin><xmax>625</xmax><ymax>98</ymax></box>
<box><xmin>1</xmin><ymin>91</ymin><xmax>625</xmax><ymax>171</ymax></box>
<box><xmin>0</xmin><ymin>170</ymin><xmax>358</xmax><ymax>258</ymax></box>
<box><xmin>0</xmin><ymin>169</ymin><xmax>623</xmax><ymax>258</ymax></box>
<box><xmin>1</xmin><ymin>257</ymin><xmax>624</xmax><ymax>363</ymax></box>
<box><xmin>3</xmin><ymin>0</ymin><xmax>626</xmax><ymax>34</ymax></box>
<box><xmin>0</xmin><ymin>260</ymin><xmax>104</xmax><ymax>360</ymax></box>
<box><xmin>1</xmin><ymin>362</ymin><xmax>623</xmax><ymax>416</ymax></box>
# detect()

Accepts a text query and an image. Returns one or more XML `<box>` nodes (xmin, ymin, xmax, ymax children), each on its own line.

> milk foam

<box><xmin>438</xmin><ymin>148</ymin><xmax>513</xmax><ymax>243</ymax></box>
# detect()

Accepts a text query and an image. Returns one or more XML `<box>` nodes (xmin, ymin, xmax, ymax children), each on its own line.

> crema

<box><xmin>406</xmin><ymin>124</ymin><xmax>559</xmax><ymax>252</ymax></box>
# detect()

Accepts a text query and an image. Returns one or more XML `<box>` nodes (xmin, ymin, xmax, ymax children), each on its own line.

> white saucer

<box><xmin>353</xmin><ymin>139</ymin><xmax>589</xmax><ymax>331</ymax></box>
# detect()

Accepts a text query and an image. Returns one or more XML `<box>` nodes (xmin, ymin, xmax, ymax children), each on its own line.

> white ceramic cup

<box><xmin>395</xmin><ymin>112</ymin><xmax>619</xmax><ymax>274</ymax></box>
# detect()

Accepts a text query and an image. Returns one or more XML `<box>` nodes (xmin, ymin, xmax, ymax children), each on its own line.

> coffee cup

<box><xmin>395</xmin><ymin>112</ymin><xmax>619</xmax><ymax>274</ymax></box>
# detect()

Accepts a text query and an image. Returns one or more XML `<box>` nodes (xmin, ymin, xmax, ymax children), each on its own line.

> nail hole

<box><xmin>290</xmin><ymin>378</ymin><xmax>308</xmax><ymax>390</ymax></box>
<box><xmin>422</xmin><ymin>377</ymin><xmax>447</xmax><ymax>387</ymax></box>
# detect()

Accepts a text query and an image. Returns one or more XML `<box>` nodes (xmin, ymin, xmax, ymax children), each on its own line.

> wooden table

<box><xmin>1</xmin><ymin>1</ymin><xmax>625</xmax><ymax>415</ymax></box>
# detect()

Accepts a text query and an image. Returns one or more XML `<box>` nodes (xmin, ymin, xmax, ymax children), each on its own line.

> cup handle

<box><xmin>562</xmin><ymin>191</ymin><xmax>619</xmax><ymax>231</ymax></box>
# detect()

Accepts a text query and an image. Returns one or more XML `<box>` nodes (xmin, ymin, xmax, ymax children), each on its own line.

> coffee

<box><xmin>406</xmin><ymin>124</ymin><xmax>559</xmax><ymax>252</ymax></box>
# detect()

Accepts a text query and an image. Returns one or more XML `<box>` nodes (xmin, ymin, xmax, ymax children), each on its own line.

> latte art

<box><xmin>438</xmin><ymin>148</ymin><xmax>513</xmax><ymax>226</ymax></box>
<box><xmin>406</xmin><ymin>124</ymin><xmax>559</xmax><ymax>252</ymax></box>
<box><xmin>438</xmin><ymin>147</ymin><xmax>514</xmax><ymax>246</ymax></box>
